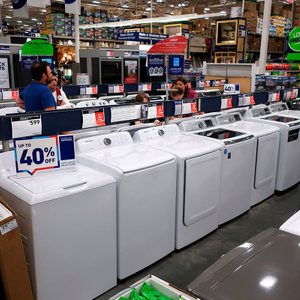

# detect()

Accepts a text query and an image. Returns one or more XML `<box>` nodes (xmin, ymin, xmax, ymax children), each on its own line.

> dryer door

<box><xmin>184</xmin><ymin>151</ymin><xmax>221</xmax><ymax>226</ymax></box>
<box><xmin>255</xmin><ymin>132</ymin><xmax>280</xmax><ymax>189</ymax></box>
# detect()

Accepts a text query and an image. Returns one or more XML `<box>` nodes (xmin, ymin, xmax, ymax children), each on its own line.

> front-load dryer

<box><xmin>133</xmin><ymin>124</ymin><xmax>223</xmax><ymax>250</ymax></box>
<box><xmin>216</xmin><ymin>112</ymin><xmax>280</xmax><ymax>206</ymax></box>
<box><xmin>76</xmin><ymin>132</ymin><xmax>176</xmax><ymax>279</ymax></box>
<box><xmin>179</xmin><ymin>117</ymin><xmax>256</xmax><ymax>225</ymax></box>
<box><xmin>0</xmin><ymin>151</ymin><xmax>117</xmax><ymax>300</ymax></box>
<box><xmin>244</xmin><ymin>104</ymin><xmax>300</xmax><ymax>191</ymax></box>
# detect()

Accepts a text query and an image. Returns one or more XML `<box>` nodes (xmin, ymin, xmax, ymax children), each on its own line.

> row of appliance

<box><xmin>0</xmin><ymin>101</ymin><xmax>300</xmax><ymax>300</ymax></box>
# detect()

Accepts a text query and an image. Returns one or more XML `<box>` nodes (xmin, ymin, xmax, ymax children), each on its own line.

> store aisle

<box><xmin>98</xmin><ymin>185</ymin><xmax>300</xmax><ymax>299</ymax></box>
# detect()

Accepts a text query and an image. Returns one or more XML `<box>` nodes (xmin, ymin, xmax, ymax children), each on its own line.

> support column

<box><xmin>258</xmin><ymin>0</ymin><xmax>272</xmax><ymax>74</ymax></box>
<box><xmin>74</xmin><ymin>14</ymin><xmax>80</xmax><ymax>63</ymax></box>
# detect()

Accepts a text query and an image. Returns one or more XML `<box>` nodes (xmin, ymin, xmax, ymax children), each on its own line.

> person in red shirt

<box><xmin>174</xmin><ymin>77</ymin><xmax>198</xmax><ymax>99</ymax></box>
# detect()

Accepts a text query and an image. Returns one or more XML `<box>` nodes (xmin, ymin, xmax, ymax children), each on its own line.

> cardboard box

<box><xmin>0</xmin><ymin>197</ymin><xmax>33</xmax><ymax>300</ymax></box>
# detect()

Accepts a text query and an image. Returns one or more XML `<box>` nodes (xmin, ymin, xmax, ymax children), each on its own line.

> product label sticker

<box><xmin>11</xmin><ymin>114</ymin><xmax>42</xmax><ymax>139</ymax></box>
<box><xmin>0</xmin><ymin>219</ymin><xmax>18</xmax><ymax>235</ymax></box>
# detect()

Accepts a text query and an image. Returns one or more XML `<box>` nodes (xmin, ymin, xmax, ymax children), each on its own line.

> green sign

<box><xmin>21</xmin><ymin>39</ymin><xmax>53</xmax><ymax>56</ymax></box>
<box><xmin>288</xmin><ymin>27</ymin><xmax>300</xmax><ymax>52</ymax></box>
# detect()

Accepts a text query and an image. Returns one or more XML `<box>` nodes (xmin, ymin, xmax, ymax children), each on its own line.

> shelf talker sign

<box><xmin>14</xmin><ymin>135</ymin><xmax>76</xmax><ymax>177</ymax></box>
<box><xmin>288</xmin><ymin>28</ymin><xmax>300</xmax><ymax>61</ymax></box>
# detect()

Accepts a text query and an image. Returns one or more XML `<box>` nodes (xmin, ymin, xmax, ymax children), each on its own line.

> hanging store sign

<box><xmin>288</xmin><ymin>28</ymin><xmax>300</xmax><ymax>61</ymax></box>
<box><xmin>148</xmin><ymin>36</ymin><xmax>188</xmax><ymax>54</ymax></box>
<box><xmin>21</xmin><ymin>39</ymin><xmax>54</xmax><ymax>56</ymax></box>
<box><xmin>117</xmin><ymin>32</ymin><xmax>168</xmax><ymax>42</ymax></box>
<box><xmin>22</xmin><ymin>56</ymin><xmax>38</xmax><ymax>70</ymax></box>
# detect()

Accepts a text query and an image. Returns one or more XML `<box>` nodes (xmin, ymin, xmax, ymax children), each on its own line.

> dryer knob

<box><xmin>158</xmin><ymin>129</ymin><xmax>165</xmax><ymax>136</ymax></box>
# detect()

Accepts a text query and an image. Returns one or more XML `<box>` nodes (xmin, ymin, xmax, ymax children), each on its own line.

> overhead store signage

<box><xmin>14</xmin><ymin>135</ymin><xmax>76</xmax><ymax>177</ymax></box>
<box><xmin>148</xmin><ymin>55</ymin><xmax>165</xmax><ymax>77</ymax></box>
<box><xmin>65</xmin><ymin>0</ymin><xmax>81</xmax><ymax>15</ymax></box>
<box><xmin>21</xmin><ymin>39</ymin><xmax>54</xmax><ymax>56</ymax></box>
<box><xmin>22</xmin><ymin>56</ymin><xmax>38</xmax><ymax>70</ymax></box>
<box><xmin>168</xmin><ymin>55</ymin><xmax>184</xmax><ymax>75</ymax></box>
<box><xmin>117</xmin><ymin>32</ymin><xmax>168</xmax><ymax>42</ymax></box>
<box><xmin>288</xmin><ymin>28</ymin><xmax>300</xmax><ymax>61</ymax></box>
<box><xmin>147</xmin><ymin>36</ymin><xmax>188</xmax><ymax>54</ymax></box>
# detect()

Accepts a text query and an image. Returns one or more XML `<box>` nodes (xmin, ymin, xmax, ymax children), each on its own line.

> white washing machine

<box><xmin>76</xmin><ymin>132</ymin><xmax>177</xmax><ymax>279</ymax></box>
<box><xmin>244</xmin><ymin>105</ymin><xmax>300</xmax><ymax>191</ymax></box>
<box><xmin>133</xmin><ymin>124</ymin><xmax>223</xmax><ymax>249</ymax></box>
<box><xmin>179</xmin><ymin>117</ymin><xmax>256</xmax><ymax>225</ymax></box>
<box><xmin>280</xmin><ymin>210</ymin><xmax>300</xmax><ymax>236</ymax></box>
<box><xmin>215</xmin><ymin>112</ymin><xmax>280</xmax><ymax>206</ymax></box>
<box><xmin>0</xmin><ymin>151</ymin><xmax>117</xmax><ymax>300</ymax></box>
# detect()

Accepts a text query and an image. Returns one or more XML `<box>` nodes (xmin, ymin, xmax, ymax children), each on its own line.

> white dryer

<box><xmin>76</xmin><ymin>132</ymin><xmax>176</xmax><ymax>279</ymax></box>
<box><xmin>244</xmin><ymin>105</ymin><xmax>300</xmax><ymax>191</ymax></box>
<box><xmin>0</xmin><ymin>151</ymin><xmax>117</xmax><ymax>300</ymax></box>
<box><xmin>133</xmin><ymin>124</ymin><xmax>223</xmax><ymax>250</ymax></box>
<box><xmin>179</xmin><ymin>117</ymin><xmax>256</xmax><ymax>225</ymax></box>
<box><xmin>216</xmin><ymin>112</ymin><xmax>280</xmax><ymax>206</ymax></box>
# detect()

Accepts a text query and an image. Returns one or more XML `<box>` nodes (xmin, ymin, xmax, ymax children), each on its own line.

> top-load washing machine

<box><xmin>76</xmin><ymin>132</ymin><xmax>177</xmax><ymax>279</ymax></box>
<box><xmin>0</xmin><ymin>151</ymin><xmax>117</xmax><ymax>300</ymax></box>
<box><xmin>280</xmin><ymin>210</ymin><xmax>300</xmax><ymax>236</ymax></box>
<box><xmin>244</xmin><ymin>104</ymin><xmax>300</xmax><ymax>191</ymax></box>
<box><xmin>269</xmin><ymin>101</ymin><xmax>300</xmax><ymax>118</ymax></box>
<box><xmin>215</xmin><ymin>112</ymin><xmax>280</xmax><ymax>206</ymax></box>
<box><xmin>179</xmin><ymin>117</ymin><xmax>256</xmax><ymax>224</ymax></box>
<box><xmin>133</xmin><ymin>124</ymin><xmax>223</xmax><ymax>249</ymax></box>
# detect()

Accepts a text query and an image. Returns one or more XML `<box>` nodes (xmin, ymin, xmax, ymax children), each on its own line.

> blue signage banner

<box><xmin>148</xmin><ymin>55</ymin><xmax>165</xmax><ymax>77</ymax></box>
<box><xmin>22</xmin><ymin>56</ymin><xmax>38</xmax><ymax>70</ymax></box>
<box><xmin>117</xmin><ymin>32</ymin><xmax>168</xmax><ymax>42</ymax></box>
<box><xmin>168</xmin><ymin>55</ymin><xmax>184</xmax><ymax>76</ymax></box>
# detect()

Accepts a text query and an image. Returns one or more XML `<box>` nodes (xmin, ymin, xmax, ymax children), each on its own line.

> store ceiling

<box><xmin>0</xmin><ymin>0</ymin><xmax>293</xmax><ymax>31</ymax></box>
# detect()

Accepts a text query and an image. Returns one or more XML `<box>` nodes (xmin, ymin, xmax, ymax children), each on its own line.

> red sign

<box><xmin>250</xmin><ymin>95</ymin><xmax>255</xmax><ymax>105</ymax></box>
<box><xmin>148</xmin><ymin>36</ymin><xmax>188</xmax><ymax>54</ymax></box>
<box><xmin>95</xmin><ymin>111</ymin><xmax>105</xmax><ymax>126</ymax></box>
<box><xmin>276</xmin><ymin>92</ymin><xmax>280</xmax><ymax>102</ymax></box>
<box><xmin>227</xmin><ymin>98</ymin><xmax>233</xmax><ymax>108</ymax></box>
<box><xmin>156</xmin><ymin>104</ymin><xmax>164</xmax><ymax>118</ymax></box>
<box><xmin>191</xmin><ymin>102</ymin><xmax>198</xmax><ymax>113</ymax></box>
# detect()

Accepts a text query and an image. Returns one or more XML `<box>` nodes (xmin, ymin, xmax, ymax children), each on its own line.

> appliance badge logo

<box><xmin>158</xmin><ymin>129</ymin><xmax>165</xmax><ymax>136</ymax></box>
<box><xmin>103</xmin><ymin>138</ymin><xmax>112</xmax><ymax>146</ymax></box>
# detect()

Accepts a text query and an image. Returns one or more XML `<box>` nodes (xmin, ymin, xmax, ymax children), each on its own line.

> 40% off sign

<box><xmin>14</xmin><ymin>136</ymin><xmax>60</xmax><ymax>176</ymax></box>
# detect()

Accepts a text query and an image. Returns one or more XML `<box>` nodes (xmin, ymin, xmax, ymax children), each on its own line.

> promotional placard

<box><xmin>181</xmin><ymin>99</ymin><xmax>198</xmax><ymax>114</ymax></box>
<box><xmin>124</xmin><ymin>60</ymin><xmax>138</xmax><ymax>84</ymax></box>
<box><xmin>168</xmin><ymin>55</ymin><xmax>184</xmax><ymax>76</ymax></box>
<box><xmin>82</xmin><ymin>109</ymin><xmax>106</xmax><ymax>128</ymax></box>
<box><xmin>148</xmin><ymin>55</ymin><xmax>165</xmax><ymax>77</ymax></box>
<box><xmin>13</xmin><ymin>135</ymin><xmax>76</xmax><ymax>177</ymax></box>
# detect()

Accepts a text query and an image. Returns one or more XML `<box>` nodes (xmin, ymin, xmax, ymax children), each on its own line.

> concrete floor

<box><xmin>97</xmin><ymin>185</ymin><xmax>300</xmax><ymax>299</ymax></box>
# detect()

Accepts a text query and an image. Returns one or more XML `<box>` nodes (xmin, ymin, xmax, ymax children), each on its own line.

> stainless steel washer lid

<box><xmin>188</xmin><ymin>228</ymin><xmax>300</xmax><ymax>300</ymax></box>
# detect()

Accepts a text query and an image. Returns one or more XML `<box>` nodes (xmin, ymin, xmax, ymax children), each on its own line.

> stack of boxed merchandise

<box><xmin>243</xmin><ymin>1</ymin><xmax>258</xmax><ymax>33</ymax></box>
<box><xmin>64</xmin><ymin>16</ymin><xmax>74</xmax><ymax>37</ymax></box>
<box><xmin>270</xmin><ymin>16</ymin><xmax>286</xmax><ymax>37</ymax></box>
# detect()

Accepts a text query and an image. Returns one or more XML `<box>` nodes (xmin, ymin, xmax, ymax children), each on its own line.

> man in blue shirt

<box><xmin>16</xmin><ymin>62</ymin><xmax>56</xmax><ymax>112</ymax></box>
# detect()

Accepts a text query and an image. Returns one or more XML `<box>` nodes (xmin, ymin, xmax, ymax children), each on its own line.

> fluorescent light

<box><xmin>5</xmin><ymin>16</ymin><xmax>12</xmax><ymax>19</ymax></box>
<box><xmin>205</xmin><ymin>17</ymin><xmax>209</xmax><ymax>19</ymax></box>
<box><xmin>204</xmin><ymin>7</ymin><xmax>210</xmax><ymax>11</ymax></box>
<box><xmin>121</xmin><ymin>3</ymin><xmax>128</xmax><ymax>8</ymax></box>
<box><xmin>220</xmin><ymin>10</ymin><xmax>226</xmax><ymax>14</ymax></box>
<box><xmin>145</xmin><ymin>7</ymin><xmax>152</xmax><ymax>11</ymax></box>
<box><xmin>79</xmin><ymin>12</ymin><xmax>227</xmax><ymax>29</ymax></box>
<box><xmin>41</xmin><ymin>9</ymin><xmax>46</xmax><ymax>12</ymax></box>
<box><xmin>92</xmin><ymin>0</ymin><xmax>100</xmax><ymax>3</ymax></box>
<box><xmin>17</xmin><ymin>20</ymin><xmax>22</xmax><ymax>23</ymax></box>
<box><xmin>32</xmin><ymin>18</ymin><xmax>37</xmax><ymax>21</ymax></box>
<box><xmin>23</xmin><ymin>24</ymin><xmax>29</xmax><ymax>27</ymax></box>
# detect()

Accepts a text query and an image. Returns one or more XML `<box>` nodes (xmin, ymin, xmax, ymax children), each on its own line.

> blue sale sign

<box><xmin>168</xmin><ymin>55</ymin><xmax>184</xmax><ymax>75</ymax></box>
<box><xmin>14</xmin><ymin>135</ymin><xmax>76</xmax><ymax>177</ymax></box>
<box><xmin>148</xmin><ymin>55</ymin><xmax>165</xmax><ymax>77</ymax></box>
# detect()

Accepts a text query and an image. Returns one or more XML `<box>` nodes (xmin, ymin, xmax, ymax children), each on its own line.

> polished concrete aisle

<box><xmin>98</xmin><ymin>184</ymin><xmax>300</xmax><ymax>299</ymax></box>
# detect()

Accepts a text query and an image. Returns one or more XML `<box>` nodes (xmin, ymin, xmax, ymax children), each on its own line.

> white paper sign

<box><xmin>0</xmin><ymin>219</ymin><xmax>18</xmax><ymax>235</ymax></box>
<box><xmin>0</xmin><ymin>58</ymin><xmax>10</xmax><ymax>88</ymax></box>
<box><xmin>85</xmin><ymin>86</ymin><xmax>98</xmax><ymax>95</ymax></box>
<box><xmin>2</xmin><ymin>89</ymin><xmax>19</xmax><ymax>100</ymax></box>
<box><xmin>82</xmin><ymin>109</ymin><xmax>106</xmax><ymax>128</ymax></box>
<box><xmin>238</xmin><ymin>95</ymin><xmax>245</xmax><ymax>106</ymax></box>
<box><xmin>174</xmin><ymin>100</ymin><xmax>182</xmax><ymax>116</ymax></box>
<box><xmin>111</xmin><ymin>105</ymin><xmax>139</xmax><ymax>122</ymax></box>
<box><xmin>11</xmin><ymin>115</ymin><xmax>42</xmax><ymax>138</ymax></box>
<box><xmin>14</xmin><ymin>135</ymin><xmax>76</xmax><ymax>177</ymax></box>
<box><xmin>293</xmin><ymin>89</ymin><xmax>298</xmax><ymax>98</ymax></box>
<box><xmin>76</xmin><ymin>73</ymin><xmax>90</xmax><ymax>85</ymax></box>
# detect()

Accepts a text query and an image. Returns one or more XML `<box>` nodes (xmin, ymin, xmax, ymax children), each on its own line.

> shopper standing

<box><xmin>15</xmin><ymin>62</ymin><xmax>56</xmax><ymax>112</ymax></box>
<box><xmin>174</xmin><ymin>77</ymin><xmax>198</xmax><ymax>99</ymax></box>
<box><xmin>48</xmin><ymin>71</ymin><xmax>70</xmax><ymax>108</ymax></box>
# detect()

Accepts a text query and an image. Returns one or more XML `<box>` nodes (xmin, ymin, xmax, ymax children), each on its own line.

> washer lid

<box><xmin>197</xmin><ymin>128</ymin><xmax>245</xmax><ymax>140</ymax></box>
<box><xmin>138</xmin><ymin>135</ymin><xmax>222</xmax><ymax>158</ymax></box>
<box><xmin>263</xmin><ymin>115</ymin><xmax>299</xmax><ymax>123</ymax></box>
<box><xmin>81</xmin><ymin>144</ymin><xmax>174</xmax><ymax>173</ymax></box>
<box><xmin>188</xmin><ymin>228</ymin><xmax>300</xmax><ymax>300</ymax></box>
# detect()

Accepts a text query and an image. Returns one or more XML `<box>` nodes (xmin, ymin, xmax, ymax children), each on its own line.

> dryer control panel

<box><xmin>269</xmin><ymin>102</ymin><xmax>289</xmax><ymax>113</ymax></box>
<box><xmin>179</xmin><ymin>117</ymin><xmax>217</xmax><ymax>132</ymax></box>
<box><xmin>76</xmin><ymin>132</ymin><xmax>133</xmax><ymax>153</ymax></box>
<box><xmin>245</xmin><ymin>105</ymin><xmax>272</xmax><ymax>118</ymax></box>
<box><xmin>216</xmin><ymin>113</ymin><xmax>243</xmax><ymax>125</ymax></box>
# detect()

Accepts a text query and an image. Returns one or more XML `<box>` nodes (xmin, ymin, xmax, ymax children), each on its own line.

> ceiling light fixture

<box><xmin>80</xmin><ymin>12</ymin><xmax>227</xmax><ymax>29</ymax></box>
<box><xmin>204</xmin><ymin>7</ymin><xmax>210</xmax><ymax>11</ymax></box>
<box><xmin>17</xmin><ymin>20</ymin><xmax>22</xmax><ymax>23</ymax></box>
<box><xmin>121</xmin><ymin>3</ymin><xmax>129</xmax><ymax>8</ymax></box>
<box><xmin>5</xmin><ymin>16</ymin><xmax>12</xmax><ymax>19</ymax></box>
<box><xmin>32</xmin><ymin>18</ymin><xmax>37</xmax><ymax>21</ymax></box>
<box><xmin>145</xmin><ymin>7</ymin><xmax>152</xmax><ymax>11</ymax></box>
<box><xmin>92</xmin><ymin>0</ymin><xmax>100</xmax><ymax>3</ymax></box>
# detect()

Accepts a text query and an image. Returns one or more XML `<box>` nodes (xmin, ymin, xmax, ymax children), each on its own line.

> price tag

<box><xmin>111</xmin><ymin>105</ymin><xmax>139</xmax><ymax>122</ymax></box>
<box><xmin>85</xmin><ymin>86</ymin><xmax>98</xmax><ymax>95</ymax></box>
<box><xmin>3</xmin><ymin>89</ymin><xmax>19</xmax><ymax>100</ymax></box>
<box><xmin>290</xmin><ymin>90</ymin><xmax>295</xmax><ymax>100</ymax></box>
<box><xmin>286</xmin><ymin>91</ymin><xmax>291</xmax><ymax>101</ymax></box>
<box><xmin>191</xmin><ymin>101</ymin><xmax>198</xmax><ymax>113</ymax></box>
<box><xmin>156</xmin><ymin>104</ymin><xmax>164</xmax><ymax>118</ymax></box>
<box><xmin>293</xmin><ymin>89</ymin><xmax>298</xmax><ymax>98</ymax></box>
<box><xmin>144</xmin><ymin>83</ymin><xmax>152</xmax><ymax>91</ymax></box>
<box><xmin>82</xmin><ymin>109</ymin><xmax>105</xmax><ymax>128</ymax></box>
<box><xmin>13</xmin><ymin>135</ymin><xmax>76</xmax><ymax>177</ymax></box>
<box><xmin>250</xmin><ymin>95</ymin><xmax>255</xmax><ymax>105</ymax></box>
<box><xmin>238</xmin><ymin>95</ymin><xmax>245</xmax><ymax>106</ymax></box>
<box><xmin>221</xmin><ymin>97</ymin><xmax>233</xmax><ymax>109</ymax></box>
<box><xmin>268</xmin><ymin>92</ymin><xmax>273</xmax><ymax>102</ymax></box>
<box><xmin>174</xmin><ymin>100</ymin><xmax>182</xmax><ymax>115</ymax></box>
<box><xmin>108</xmin><ymin>86</ymin><xmax>114</xmax><ymax>94</ymax></box>
<box><xmin>182</xmin><ymin>100</ymin><xmax>197</xmax><ymax>114</ymax></box>
<box><xmin>276</xmin><ymin>92</ymin><xmax>280</xmax><ymax>102</ymax></box>
<box><xmin>147</xmin><ymin>104</ymin><xmax>157</xmax><ymax>119</ymax></box>
<box><xmin>11</xmin><ymin>115</ymin><xmax>42</xmax><ymax>139</ymax></box>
